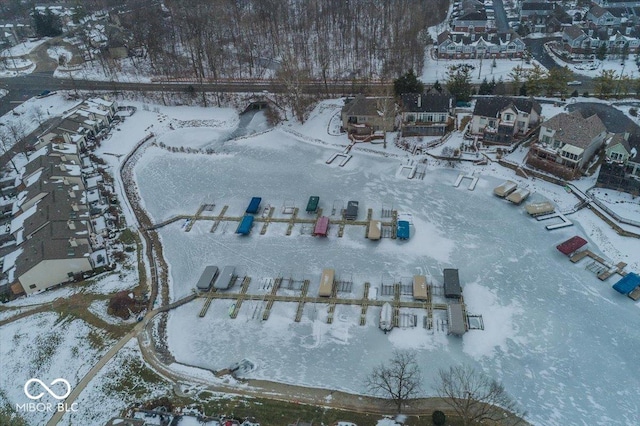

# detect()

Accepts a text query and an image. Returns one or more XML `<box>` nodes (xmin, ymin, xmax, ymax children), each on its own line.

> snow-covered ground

<box><xmin>54</xmin><ymin>58</ymin><xmax>153</xmax><ymax>83</ymax></box>
<box><xmin>421</xmin><ymin>49</ymin><xmax>547</xmax><ymax>84</ymax></box>
<box><xmin>546</xmin><ymin>43</ymin><xmax>639</xmax><ymax>80</ymax></box>
<box><xmin>0</xmin><ymin>312</ymin><xmax>115</xmax><ymax>426</ymax></box>
<box><xmin>124</xmin><ymin>101</ymin><xmax>640</xmax><ymax>426</ymax></box>
<box><xmin>47</xmin><ymin>46</ymin><xmax>73</xmax><ymax>65</ymax></box>
<box><xmin>0</xmin><ymin>38</ymin><xmax>50</xmax><ymax>57</ymax></box>
<box><xmin>589</xmin><ymin>187</ymin><xmax>640</xmax><ymax>221</ymax></box>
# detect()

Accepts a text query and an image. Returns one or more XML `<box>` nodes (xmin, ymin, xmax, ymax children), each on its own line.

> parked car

<box><xmin>567</xmin><ymin>80</ymin><xmax>582</xmax><ymax>86</ymax></box>
<box><xmin>36</xmin><ymin>90</ymin><xmax>57</xmax><ymax>99</ymax></box>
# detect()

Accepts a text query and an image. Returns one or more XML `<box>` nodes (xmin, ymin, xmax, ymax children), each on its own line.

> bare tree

<box><xmin>435</xmin><ymin>365</ymin><xmax>527</xmax><ymax>426</ymax></box>
<box><xmin>366</xmin><ymin>350</ymin><xmax>422</xmax><ymax>413</ymax></box>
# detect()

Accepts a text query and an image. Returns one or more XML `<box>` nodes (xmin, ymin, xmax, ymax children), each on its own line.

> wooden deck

<box><xmin>569</xmin><ymin>250</ymin><xmax>627</xmax><ymax>280</ymax></box>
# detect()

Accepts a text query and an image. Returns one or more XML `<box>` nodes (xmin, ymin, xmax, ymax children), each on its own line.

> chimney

<box><xmin>506</xmin><ymin>32</ymin><xmax>511</xmax><ymax>41</ymax></box>
<box><xmin>69</xmin><ymin>238</ymin><xmax>78</xmax><ymax>247</ymax></box>
<box><xmin>418</xmin><ymin>95</ymin><xmax>422</xmax><ymax>108</ymax></box>
<box><xmin>68</xmin><ymin>220</ymin><xmax>76</xmax><ymax>230</ymax></box>
<box><xmin>626</xmin><ymin>27</ymin><xmax>631</xmax><ymax>35</ymax></box>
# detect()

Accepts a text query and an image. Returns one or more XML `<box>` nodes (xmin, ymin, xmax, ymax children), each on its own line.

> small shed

<box><xmin>413</xmin><ymin>275</ymin><xmax>428</xmax><ymax>301</ymax></box>
<box><xmin>447</xmin><ymin>303</ymin><xmax>466</xmax><ymax>336</ymax></box>
<box><xmin>306</xmin><ymin>196</ymin><xmax>320</xmax><ymax>213</ymax></box>
<box><xmin>368</xmin><ymin>220</ymin><xmax>381</xmax><ymax>240</ymax></box>
<box><xmin>443</xmin><ymin>268</ymin><xmax>462</xmax><ymax>299</ymax></box>
<box><xmin>196</xmin><ymin>266</ymin><xmax>219</xmax><ymax>291</ymax></box>
<box><xmin>215</xmin><ymin>266</ymin><xmax>236</xmax><ymax>290</ymax></box>
<box><xmin>525</xmin><ymin>201</ymin><xmax>555</xmax><ymax>216</ymax></box>
<box><xmin>246</xmin><ymin>197</ymin><xmax>262</xmax><ymax>214</ymax></box>
<box><xmin>494</xmin><ymin>180</ymin><xmax>517</xmax><ymax>197</ymax></box>
<box><xmin>506</xmin><ymin>188</ymin><xmax>530</xmax><ymax>205</ymax></box>
<box><xmin>236</xmin><ymin>215</ymin><xmax>254</xmax><ymax>235</ymax></box>
<box><xmin>318</xmin><ymin>268</ymin><xmax>335</xmax><ymax>297</ymax></box>
<box><xmin>313</xmin><ymin>216</ymin><xmax>330</xmax><ymax>237</ymax></box>
<box><xmin>345</xmin><ymin>200</ymin><xmax>359</xmax><ymax>220</ymax></box>
<box><xmin>612</xmin><ymin>272</ymin><xmax>640</xmax><ymax>296</ymax></box>
<box><xmin>556</xmin><ymin>236</ymin><xmax>587</xmax><ymax>256</ymax></box>
<box><xmin>397</xmin><ymin>221</ymin><xmax>410</xmax><ymax>240</ymax></box>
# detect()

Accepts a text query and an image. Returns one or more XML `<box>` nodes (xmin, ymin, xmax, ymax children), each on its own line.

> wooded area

<box><xmin>114</xmin><ymin>0</ymin><xmax>448</xmax><ymax>81</ymax></box>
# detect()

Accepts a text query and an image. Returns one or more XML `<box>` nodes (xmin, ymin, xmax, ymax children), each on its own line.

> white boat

<box><xmin>379</xmin><ymin>302</ymin><xmax>393</xmax><ymax>333</ymax></box>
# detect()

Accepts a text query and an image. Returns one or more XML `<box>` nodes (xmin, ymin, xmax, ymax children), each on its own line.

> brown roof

<box><xmin>14</xmin><ymin>231</ymin><xmax>91</xmax><ymax>278</ymax></box>
<box><xmin>22</xmin><ymin>193</ymin><xmax>88</xmax><ymax>238</ymax></box>
<box><xmin>543</xmin><ymin>111</ymin><xmax>607</xmax><ymax>149</ymax></box>
<box><xmin>342</xmin><ymin>95</ymin><xmax>394</xmax><ymax>118</ymax></box>
<box><xmin>563</xmin><ymin>25</ymin><xmax>585</xmax><ymax>40</ymax></box>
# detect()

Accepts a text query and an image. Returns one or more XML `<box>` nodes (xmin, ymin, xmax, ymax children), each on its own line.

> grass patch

<box><xmin>196</xmin><ymin>395</ymin><xmax>464</xmax><ymax>426</ymax></box>
<box><xmin>87</xmin><ymin>329</ymin><xmax>107</xmax><ymax>350</ymax></box>
<box><xmin>119</xmin><ymin>228</ymin><xmax>137</xmax><ymax>245</ymax></box>
<box><xmin>105</xmin><ymin>356</ymin><xmax>167</xmax><ymax>400</ymax></box>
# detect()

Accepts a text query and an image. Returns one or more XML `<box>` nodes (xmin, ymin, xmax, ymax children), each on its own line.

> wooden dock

<box><xmin>185</xmin><ymin>204</ymin><xmax>206</xmax><ymax>232</ymax></box>
<box><xmin>294</xmin><ymin>280</ymin><xmax>310</xmax><ymax>322</ymax></box>
<box><xmin>570</xmin><ymin>250</ymin><xmax>627</xmax><ymax>280</ymax></box>
<box><xmin>210</xmin><ymin>205</ymin><xmax>229</xmax><ymax>233</ymax></box>
<box><xmin>262</xmin><ymin>277</ymin><xmax>282</xmax><ymax>321</ymax></box>
<box><xmin>229</xmin><ymin>276</ymin><xmax>252</xmax><ymax>318</ymax></box>
<box><xmin>198</xmin><ymin>286</ymin><xmax>460</xmax><ymax>325</ymax></box>
<box><xmin>152</xmin><ymin>205</ymin><xmax>396</xmax><ymax>237</ymax></box>
<box><xmin>360</xmin><ymin>282</ymin><xmax>370</xmax><ymax>325</ymax></box>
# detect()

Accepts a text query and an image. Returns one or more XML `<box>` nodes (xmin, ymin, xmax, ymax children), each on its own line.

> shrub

<box><xmin>432</xmin><ymin>410</ymin><xmax>446</xmax><ymax>425</ymax></box>
<box><xmin>630</xmin><ymin>108</ymin><xmax>638</xmax><ymax>117</ymax></box>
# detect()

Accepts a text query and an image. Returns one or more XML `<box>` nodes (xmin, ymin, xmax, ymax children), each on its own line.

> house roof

<box><xmin>14</xmin><ymin>230</ymin><xmax>91</xmax><ymax>279</ymax></box>
<box><xmin>563</xmin><ymin>25</ymin><xmax>586</xmax><ymax>40</ymax></box>
<box><xmin>542</xmin><ymin>111</ymin><xmax>607</xmax><ymax>149</ymax></box>
<box><xmin>400</xmin><ymin>93</ymin><xmax>454</xmax><ymax>113</ymax></box>
<box><xmin>438</xmin><ymin>30</ymin><xmax>451</xmax><ymax>44</ymax></box>
<box><xmin>522</xmin><ymin>2</ymin><xmax>555</xmax><ymax>11</ymax></box>
<box><xmin>21</xmin><ymin>191</ymin><xmax>88</xmax><ymax>239</ymax></box>
<box><xmin>342</xmin><ymin>95</ymin><xmax>393</xmax><ymax>117</ymax></box>
<box><xmin>473</xmin><ymin>96</ymin><xmax>542</xmax><ymax>118</ymax></box>
<box><xmin>589</xmin><ymin>4</ymin><xmax>610</xmax><ymax>19</ymax></box>
<box><xmin>608</xmin><ymin>133</ymin><xmax>631</xmax><ymax>152</ymax></box>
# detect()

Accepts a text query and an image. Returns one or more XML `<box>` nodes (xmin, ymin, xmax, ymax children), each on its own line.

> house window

<box><xmin>29</xmin><ymin>284</ymin><xmax>37</xmax><ymax>290</ymax></box>
<box><xmin>67</xmin><ymin>248</ymin><xmax>75</xmax><ymax>257</ymax></box>
<box><xmin>504</xmin><ymin>113</ymin><xmax>513</xmax><ymax>121</ymax></box>
<box><xmin>541</xmin><ymin>135</ymin><xmax>551</xmax><ymax>144</ymax></box>
<box><xmin>488</xmin><ymin>120</ymin><xmax>496</xmax><ymax>127</ymax></box>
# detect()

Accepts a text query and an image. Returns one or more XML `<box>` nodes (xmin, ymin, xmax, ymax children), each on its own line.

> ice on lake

<box><xmin>134</xmin><ymin>123</ymin><xmax>640</xmax><ymax>426</ymax></box>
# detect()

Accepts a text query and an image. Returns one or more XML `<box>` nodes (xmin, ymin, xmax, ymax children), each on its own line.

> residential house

<box><xmin>587</xmin><ymin>4</ymin><xmax>622</xmax><ymax>26</ymax></box>
<box><xmin>436</xmin><ymin>30</ymin><xmax>525</xmax><ymax>59</ymax></box>
<box><xmin>341</xmin><ymin>95</ymin><xmax>395</xmax><ymax>136</ymax></box>
<box><xmin>399</xmin><ymin>93</ymin><xmax>455</xmax><ymax>136</ymax></box>
<box><xmin>38</xmin><ymin>130</ymin><xmax>86</xmax><ymax>152</ymax></box>
<box><xmin>452</xmin><ymin>0</ymin><xmax>490</xmax><ymax>33</ymax></box>
<box><xmin>562</xmin><ymin>23</ymin><xmax>640</xmax><ymax>57</ymax></box>
<box><xmin>527</xmin><ymin>111</ymin><xmax>608</xmax><ymax>179</ymax></box>
<box><xmin>470</xmin><ymin>97</ymin><xmax>542</xmax><ymax>144</ymax></box>
<box><xmin>598</xmin><ymin>132</ymin><xmax>640</xmax><ymax>193</ymax></box>
<box><xmin>520</xmin><ymin>1</ymin><xmax>556</xmax><ymax>21</ymax></box>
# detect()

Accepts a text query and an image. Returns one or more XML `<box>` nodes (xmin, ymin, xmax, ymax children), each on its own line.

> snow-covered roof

<box><xmin>10</xmin><ymin>203</ymin><xmax>38</xmax><ymax>238</ymax></box>
<box><xmin>1</xmin><ymin>247</ymin><xmax>23</xmax><ymax>277</ymax></box>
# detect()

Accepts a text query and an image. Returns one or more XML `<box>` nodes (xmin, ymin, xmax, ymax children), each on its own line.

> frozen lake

<box><xmin>134</xmin><ymin>125</ymin><xmax>640</xmax><ymax>426</ymax></box>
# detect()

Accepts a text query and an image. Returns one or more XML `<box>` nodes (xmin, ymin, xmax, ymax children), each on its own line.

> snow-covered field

<box><xmin>421</xmin><ymin>50</ymin><xmax>547</xmax><ymax>84</ymax></box>
<box><xmin>127</xmin><ymin>104</ymin><xmax>640</xmax><ymax>426</ymax></box>
<box><xmin>0</xmin><ymin>313</ymin><xmax>115</xmax><ymax>426</ymax></box>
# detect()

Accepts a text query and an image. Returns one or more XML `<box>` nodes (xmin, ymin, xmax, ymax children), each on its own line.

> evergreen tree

<box><xmin>32</xmin><ymin>7</ymin><xmax>63</xmax><ymax>37</ymax></box>
<box><xmin>596</xmin><ymin>43</ymin><xmax>607</xmax><ymax>61</ymax></box>
<box><xmin>393</xmin><ymin>69</ymin><xmax>424</xmax><ymax>96</ymax></box>
<box><xmin>446</xmin><ymin>64</ymin><xmax>474</xmax><ymax>102</ymax></box>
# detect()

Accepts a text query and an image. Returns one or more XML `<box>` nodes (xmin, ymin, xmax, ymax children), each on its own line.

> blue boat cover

<box><xmin>397</xmin><ymin>220</ymin><xmax>410</xmax><ymax>239</ymax></box>
<box><xmin>613</xmin><ymin>272</ymin><xmax>640</xmax><ymax>295</ymax></box>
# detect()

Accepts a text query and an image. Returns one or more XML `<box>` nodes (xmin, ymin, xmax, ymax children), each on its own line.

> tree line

<box><xmin>115</xmin><ymin>0</ymin><xmax>447</xmax><ymax>82</ymax></box>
